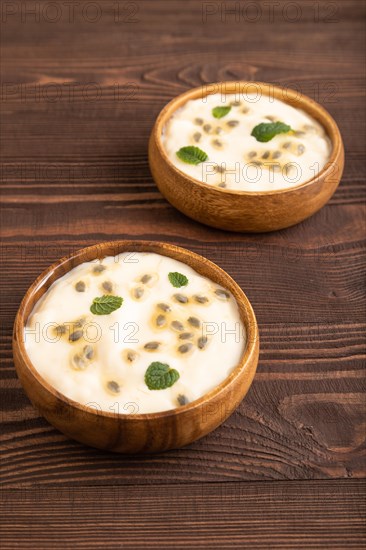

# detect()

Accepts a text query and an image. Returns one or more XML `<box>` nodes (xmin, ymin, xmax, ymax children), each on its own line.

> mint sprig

<box><xmin>90</xmin><ymin>295</ymin><xmax>123</xmax><ymax>315</ymax></box>
<box><xmin>168</xmin><ymin>272</ymin><xmax>188</xmax><ymax>288</ymax></box>
<box><xmin>145</xmin><ymin>362</ymin><xmax>180</xmax><ymax>390</ymax></box>
<box><xmin>212</xmin><ymin>106</ymin><xmax>231</xmax><ymax>119</ymax></box>
<box><xmin>251</xmin><ymin>121</ymin><xmax>292</xmax><ymax>143</ymax></box>
<box><xmin>176</xmin><ymin>146</ymin><xmax>208</xmax><ymax>165</ymax></box>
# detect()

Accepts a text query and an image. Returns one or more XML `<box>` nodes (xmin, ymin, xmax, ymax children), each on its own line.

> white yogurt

<box><xmin>24</xmin><ymin>252</ymin><xmax>246</xmax><ymax>414</ymax></box>
<box><xmin>162</xmin><ymin>93</ymin><xmax>332</xmax><ymax>191</ymax></box>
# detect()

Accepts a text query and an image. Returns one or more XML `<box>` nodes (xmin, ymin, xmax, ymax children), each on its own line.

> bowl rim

<box><xmin>14</xmin><ymin>240</ymin><xmax>259</xmax><ymax>421</ymax></box>
<box><xmin>151</xmin><ymin>80</ymin><xmax>343</xmax><ymax>196</ymax></box>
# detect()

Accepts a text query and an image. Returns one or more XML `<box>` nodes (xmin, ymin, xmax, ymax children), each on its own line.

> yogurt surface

<box><xmin>162</xmin><ymin>92</ymin><xmax>332</xmax><ymax>192</ymax></box>
<box><xmin>24</xmin><ymin>252</ymin><xmax>246</xmax><ymax>414</ymax></box>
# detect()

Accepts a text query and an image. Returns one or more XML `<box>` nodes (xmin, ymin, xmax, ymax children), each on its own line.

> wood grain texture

<box><xmin>0</xmin><ymin>480</ymin><xmax>365</xmax><ymax>549</ymax></box>
<box><xmin>1</xmin><ymin>0</ymin><xmax>365</xmax><ymax>546</ymax></box>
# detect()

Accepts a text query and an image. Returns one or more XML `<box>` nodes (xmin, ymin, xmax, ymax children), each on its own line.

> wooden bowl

<box><xmin>149</xmin><ymin>81</ymin><xmax>344</xmax><ymax>232</ymax></box>
<box><xmin>13</xmin><ymin>241</ymin><xmax>259</xmax><ymax>453</ymax></box>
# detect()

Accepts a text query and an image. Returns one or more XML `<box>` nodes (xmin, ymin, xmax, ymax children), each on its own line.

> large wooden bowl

<box><xmin>13</xmin><ymin>241</ymin><xmax>259</xmax><ymax>453</ymax></box>
<box><xmin>149</xmin><ymin>81</ymin><xmax>344</xmax><ymax>232</ymax></box>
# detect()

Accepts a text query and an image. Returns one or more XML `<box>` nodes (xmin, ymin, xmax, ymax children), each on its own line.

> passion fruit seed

<box><xmin>178</xmin><ymin>343</ymin><xmax>193</xmax><ymax>354</ymax></box>
<box><xmin>83</xmin><ymin>345</ymin><xmax>94</xmax><ymax>360</ymax></box>
<box><xmin>303</xmin><ymin>124</ymin><xmax>316</xmax><ymax>132</ymax></box>
<box><xmin>179</xmin><ymin>332</ymin><xmax>194</xmax><ymax>340</ymax></box>
<box><xmin>193</xmin><ymin>295</ymin><xmax>209</xmax><ymax>304</ymax></box>
<box><xmin>71</xmin><ymin>353</ymin><xmax>88</xmax><ymax>370</ymax></box>
<box><xmin>248</xmin><ymin>151</ymin><xmax>257</xmax><ymax>158</ymax></box>
<box><xmin>193</xmin><ymin>132</ymin><xmax>201</xmax><ymax>143</ymax></box>
<box><xmin>156</xmin><ymin>314</ymin><xmax>166</xmax><ymax>327</ymax></box>
<box><xmin>171</xmin><ymin>320</ymin><xmax>185</xmax><ymax>332</ymax></box>
<box><xmin>266</xmin><ymin>115</ymin><xmax>276</xmax><ymax>122</ymax></box>
<box><xmin>174</xmin><ymin>293</ymin><xmax>188</xmax><ymax>304</ymax></box>
<box><xmin>216</xmin><ymin>165</ymin><xmax>226</xmax><ymax>174</ymax></box>
<box><xmin>125</xmin><ymin>349</ymin><xmax>138</xmax><ymax>363</ymax></box>
<box><xmin>133</xmin><ymin>287</ymin><xmax>144</xmax><ymax>299</ymax></box>
<box><xmin>212</xmin><ymin>139</ymin><xmax>223</xmax><ymax>148</ymax></box>
<box><xmin>93</xmin><ymin>264</ymin><xmax>106</xmax><ymax>274</ymax></box>
<box><xmin>69</xmin><ymin>330</ymin><xmax>83</xmax><ymax>342</ymax></box>
<box><xmin>297</xmin><ymin>144</ymin><xmax>306</xmax><ymax>155</ymax></box>
<box><xmin>203</xmin><ymin>124</ymin><xmax>212</xmax><ymax>133</ymax></box>
<box><xmin>140</xmin><ymin>274</ymin><xmax>152</xmax><ymax>284</ymax></box>
<box><xmin>75</xmin><ymin>281</ymin><xmax>85</xmax><ymax>292</ymax></box>
<box><xmin>55</xmin><ymin>324</ymin><xmax>66</xmax><ymax>336</ymax></box>
<box><xmin>107</xmin><ymin>380</ymin><xmax>120</xmax><ymax>394</ymax></box>
<box><xmin>218</xmin><ymin>182</ymin><xmax>227</xmax><ymax>188</ymax></box>
<box><xmin>177</xmin><ymin>394</ymin><xmax>189</xmax><ymax>406</ymax></box>
<box><xmin>230</xmin><ymin>100</ymin><xmax>241</xmax><ymax>106</ymax></box>
<box><xmin>242</xmin><ymin>107</ymin><xmax>250</xmax><ymax>114</ymax></box>
<box><xmin>74</xmin><ymin>318</ymin><xmax>86</xmax><ymax>328</ymax></box>
<box><xmin>194</xmin><ymin>117</ymin><xmax>203</xmax><ymax>125</ymax></box>
<box><xmin>188</xmin><ymin>316</ymin><xmax>201</xmax><ymax>328</ymax></box>
<box><xmin>272</xmin><ymin>150</ymin><xmax>281</xmax><ymax>159</ymax></box>
<box><xmin>197</xmin><ymin>336</ymin><xmax>208</xmax><ymax>350</ymax></box>
<box><xmin>227</xmin><ymin>120</ymin><xmax>239</xmax><ymax>127</ymax></box>
<box><xmin>215</xmin><ymin>127</ymin><xmax>223</xmax><ymax>135</ymax></box>
<box><xmin>102</xmin><ymin>281</ymin><xmax>113</xmax><ymax>293</ymax></box>
<box><xmin>157</xmin><ymin>302</ymin><xmax>171</xmax><ymax>312</ymax></box>
<box><xmin>214</xmin><ymin>288</ymin><xmax>230</xmax><ymax>300</ymax></box>
<box><xmin>262</xmin><ymin>151</ymin><xmax>270</xmax><ymax>159</ymax></box>
<box><xmin>282</xmin><ymin>142</ymin><xmax>291</xmax><ymax>149</ymax></box>
<box><xmin>294</xmin><ymin>130</ymin><xmax>306</xmax><ymax>137</ymax></box>
<box><xmin>144</xmin><ymin>341</ymin><xmax>161</xmax><ymax>350</ymax></box>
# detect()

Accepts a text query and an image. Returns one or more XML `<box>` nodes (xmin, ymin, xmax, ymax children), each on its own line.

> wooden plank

<box><xmin>1</xmin><ymin>203</ymin><xmax>365</xmax><ymax>326</ymax></box>
<box><xmin>1</xmin><ymin>322</ymin><xmax>364</xmax><ymax>486</ymax></box>
<box><xmin>0</xmin><ymin>4</ymin><xmax>365</xmax><ymax>549</ymax></box>
<box><xmin>1</xmin><ymin>480</ymin><xmax>365</xmax><ymax>549</ymax></box>
<box><xmin>0</xmin><ymin>205</ymin><xmax>365</xmax><ymax>487</ymax></box>
<box><xmin>1</xmin><ymin>3</ymin><xmax>365</xmax><ymax>205</ymax></box>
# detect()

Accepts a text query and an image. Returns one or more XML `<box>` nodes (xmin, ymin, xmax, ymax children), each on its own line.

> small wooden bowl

<box><xmin>149</xmin><ymin>81</ymin><xmax>344</xmax><ymax>232</ymax></box>
<box><xmin>13</xmin><ymin>241</ymin><xmax>259</xmax><ymax>453</ymax></box>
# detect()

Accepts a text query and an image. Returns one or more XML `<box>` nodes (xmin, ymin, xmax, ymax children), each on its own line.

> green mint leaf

<box><xmin>145</xmin><ymin>362</ymin><xmax>180</xmax><ymax>390</ymax></box>
<box><xmin>251</xmin><ymin>121</ymin><xmax>292</xmax><ymax>143</ymax></box>
<box><xmin>168</xmin><ymin>272</ymin><xmax>189</xmax><ymax>288</ymax></box>
<box><xmin>90</xmin><ymin>295</ymin><xmax>123</xmax><ymax>315</ymax></box>
<box><xmin>176</xmin><ymin>146</ymin><xmax>208</xmax><ymax>165</ymax></box>
<box><xmin>212</xmin><ymin>105</ymin><xmax>231</xmax><ymax>119</ymax></box>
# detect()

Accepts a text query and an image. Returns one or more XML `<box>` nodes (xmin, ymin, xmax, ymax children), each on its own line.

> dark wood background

<box><xmin>1</xmin><ymin>0</ymin><xmax>365</xmax><ymax>547</ymax></box>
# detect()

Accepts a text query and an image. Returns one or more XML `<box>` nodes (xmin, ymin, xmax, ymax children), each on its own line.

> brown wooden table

<box><xmin>1</xmin><ymin>1</ymin><xmax>365</xmax><ymax>547</ymax></box>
